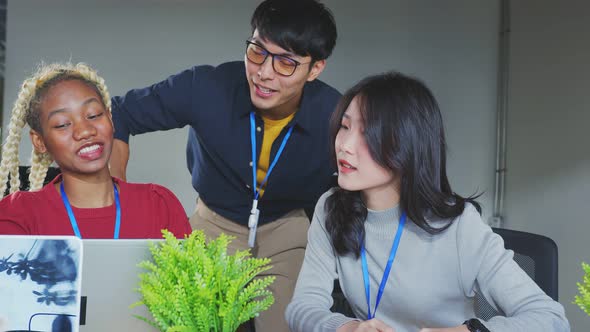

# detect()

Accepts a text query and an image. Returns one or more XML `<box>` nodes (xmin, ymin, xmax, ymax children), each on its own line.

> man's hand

<box><xmin>338</xmin><ymin>319</ymin><xmax>396</xmax><ymax>332</ymax></box>
<box><xmin>109</xmin><ymin>139</ymin><xmax>130</xmax><ymax>181</ymax></box>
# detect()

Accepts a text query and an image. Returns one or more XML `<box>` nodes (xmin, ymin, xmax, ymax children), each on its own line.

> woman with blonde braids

<box><xmin>0</xmin><ymin>63</ymin><xmax>191</xmax><ymax>238</ymax></box>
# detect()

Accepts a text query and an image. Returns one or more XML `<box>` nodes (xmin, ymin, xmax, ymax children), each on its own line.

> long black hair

<box><xmin>326</xmin><ymin>72</ymin><xmax>481</xmax><ymax>258</ymax></box>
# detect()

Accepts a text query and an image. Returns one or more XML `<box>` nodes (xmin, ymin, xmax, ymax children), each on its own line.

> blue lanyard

<box><xmin>250</xmin><ymin>111</ymin><xmax>294</xmax><ymax>200</ymax></box>
<box><xmin>60</xmin><ymin>181</ymin><xmax>121</xmax><ymax>239</ymax></box>
<box><xmin>361</xmin><ymin>212</ymin><xmax>406</xmax><ymax>319</ymax></box>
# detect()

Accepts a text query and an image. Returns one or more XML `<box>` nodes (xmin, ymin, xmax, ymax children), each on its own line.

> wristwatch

<box><xmin>463</xmin><ymin>318</ymin><xmax>490</xmax><ymax>332</ymax></box>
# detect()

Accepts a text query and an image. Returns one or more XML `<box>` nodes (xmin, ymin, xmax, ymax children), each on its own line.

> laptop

<box><xmin>79</xmin><ymin>239</ymin><xmax>161</xmax><ymax>332</ymax></box>
<box><xmin>0</xmin><ymin>235</ymin><xmax>83</xmax><ymax>332</ymax></box>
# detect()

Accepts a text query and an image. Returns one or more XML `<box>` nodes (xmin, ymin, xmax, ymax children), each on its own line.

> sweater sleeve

<box><xmin>457</xmin><ymin>205</ymin><xmax>570</xmax><ymax>331</ymax></box>
<box><xmin>286</xmin><ymin>191</ymin><xmax>359</xmax><ymax>332</ymax></box>
<box><xmin>148</xmin><ymin>184</ymin><xmax>192</xmax><ymax>239</ymax></box>
<box><xmin>111</xmin><ymin>65</ymin><xmax>212</xmax><ymax>143</ymax></box>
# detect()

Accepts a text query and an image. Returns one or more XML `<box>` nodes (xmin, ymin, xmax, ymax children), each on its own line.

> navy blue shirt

<box><xmin>112</xmin><ymin>61</ymin><xmax>341</xmax><ymax>226</ymax></box>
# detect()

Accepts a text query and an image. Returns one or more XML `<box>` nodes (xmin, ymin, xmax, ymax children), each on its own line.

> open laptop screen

<box><xmin>0</xmin><ymin>235</ymin><xmax>83</xmax><ymax>332</ymax></box>
<box><xmin>79</xmin><ymin>239</ymin><xmax>160</xmax><ymax>332</ymax></box>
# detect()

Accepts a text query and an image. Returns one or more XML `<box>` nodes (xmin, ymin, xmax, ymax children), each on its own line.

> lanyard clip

<box><xmin>248</xmin><ymin>200</ymin><xmax>260</xmax><ymax>248</ymax></box>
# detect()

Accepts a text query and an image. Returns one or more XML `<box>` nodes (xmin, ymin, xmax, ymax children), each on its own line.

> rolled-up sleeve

<box><xmin>111</xmin><ymin>66</ymin><xmax>212</xmax><ymax>143</ymax></box>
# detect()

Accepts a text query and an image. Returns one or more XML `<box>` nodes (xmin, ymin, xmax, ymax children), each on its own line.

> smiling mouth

<box><xmin>255</xmin><ymin>83</ymin><xmax>277</xmax><ymax>95</ymax></box>
<box><xmin>77</xmin><ymin>144</ymin><xmax>102</xmax><ymax>156</ymax></box>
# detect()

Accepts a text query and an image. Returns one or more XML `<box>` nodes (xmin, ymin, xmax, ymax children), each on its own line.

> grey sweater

<box><xmin>286</xmin><ymin>191</ymin><xmax>570</xmax><ymax>332</ymax></box>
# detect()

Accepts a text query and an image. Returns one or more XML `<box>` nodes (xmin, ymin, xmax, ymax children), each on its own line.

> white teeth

<box><xmin>259</xmin><ymin>86</ymin><xmax>272</xmax><ymax>94</ymax></box>
<box><xmin>79</xmin><ymin>144</ymin><xmax>100</xmax><ymax>154</ymax></box>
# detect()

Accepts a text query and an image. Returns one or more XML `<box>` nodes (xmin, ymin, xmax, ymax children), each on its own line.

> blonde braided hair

<box><xmin>0</xmin><ymin>63</ymin><xmax>111</xmax><ymax>196</ymax></box>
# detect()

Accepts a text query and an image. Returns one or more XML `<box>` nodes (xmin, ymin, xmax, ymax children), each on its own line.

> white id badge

<box><xmin>248</xmin><ymin>200</ymin><xmax>260</xmax><ymax>248</ymax></box>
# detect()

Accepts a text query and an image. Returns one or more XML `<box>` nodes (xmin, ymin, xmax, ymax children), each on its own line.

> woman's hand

<box><xmin>418</xmin><ymin>325</ymin><xmax>470</xmax><ymax>332</ymax></box>
<box><xmin>337</xmin><ymin>319</ymin><xmax>396</xmax><ymax>332</ymax></box>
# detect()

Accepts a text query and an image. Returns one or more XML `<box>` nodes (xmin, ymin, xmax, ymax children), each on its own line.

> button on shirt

<box><xmin>111</xmin><ymin>61</ymin><xmax>341</xmax><ymax>226</ymax></box>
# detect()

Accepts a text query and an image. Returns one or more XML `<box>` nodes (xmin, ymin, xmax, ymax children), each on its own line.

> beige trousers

<box><xmin>189</xmin><ymin>199</ymin><xmax>309</xmax><ymax>332</ymax></box>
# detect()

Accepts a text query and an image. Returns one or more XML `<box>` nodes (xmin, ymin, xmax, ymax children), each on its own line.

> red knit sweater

<box><xmin>0</xmin><ymin>176</ymin><xmax>191</xmax><ymax>239</ymax></box>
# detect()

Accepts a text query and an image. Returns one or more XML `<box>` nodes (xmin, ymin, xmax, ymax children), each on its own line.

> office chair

<box><xmin>331</xmin><ymin>227</ymin><xmax>559</xmax><ymax>321</ymax></box>
<box><xmin>2</xmin><ymin>166</ymin><xmax>60</xmax><ymax>195</ymax></box>
<box><xmin>474</xmin><ymin>227</ymin><xmax>559</xmax><ymax>320</ymax></box>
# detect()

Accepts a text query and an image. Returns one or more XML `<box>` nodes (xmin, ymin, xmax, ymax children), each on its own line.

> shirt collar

<box><xmin>238</xmin><ymin>77</ymin><xmax>318</xmax><ymax>134</ymax></box>
<box><xmin>47</xmin><ymin>173</ymin><xmax>123</xmax><ymax>186</ymax></box>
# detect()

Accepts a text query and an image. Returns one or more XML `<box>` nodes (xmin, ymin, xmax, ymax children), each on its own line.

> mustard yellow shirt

<box><xmin>256</xmin><ymin>113</ymin><xmax>295</xmax><ymax>197</ymax></box>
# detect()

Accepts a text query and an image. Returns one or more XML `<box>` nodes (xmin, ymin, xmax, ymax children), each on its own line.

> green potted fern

<box><xmin>131</xmin><ymin>229</ymin><xmax>275</xmax><ymax>332</ymax></box>
<box><xmin>574</xmin><ymin>262</ymin><xmax>590</xmax><ymax>317</ymax></box>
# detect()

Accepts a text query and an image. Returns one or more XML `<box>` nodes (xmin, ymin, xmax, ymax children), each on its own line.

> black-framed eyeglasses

<box><xmin>245</xmin><ymin>40</ymin><xmax>311</xmax><ymax>77</ymax></box>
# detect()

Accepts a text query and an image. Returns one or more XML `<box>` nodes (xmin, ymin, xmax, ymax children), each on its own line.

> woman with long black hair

<box><xmin>286</xmin><ymin>72</ymin><xmax>569</xmax><ymax>332</ymax></box>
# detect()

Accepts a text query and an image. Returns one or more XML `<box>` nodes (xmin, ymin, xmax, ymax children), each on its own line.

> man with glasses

<box><xmin>109</xmin><ymin>1</ymin><xmax>339</xmax><ymax>331</ymax></box>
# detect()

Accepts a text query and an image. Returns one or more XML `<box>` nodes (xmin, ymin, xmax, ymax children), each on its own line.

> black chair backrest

<box><xmin>3</xmin><ymin>166</ymin><xmax>61</xmax><ymax>195</ymax></box>
<box><xmin>475</xmin><ymin>227</ymin><xmax>558</xmax><ymax>320</ymax></box>
<box><xmin>492</xmin><ymin>227</ymin><xmax>558</xmax><ymax>300</ymax></box>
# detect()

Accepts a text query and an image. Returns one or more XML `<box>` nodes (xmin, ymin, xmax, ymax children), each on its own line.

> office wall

<box><xmin>506</xmin><ymin>1</ymin><xmax>590</xmax><ymax>330</ymax></box>
<box><xmin>4</xmin><ymin>0</ymin><xmax>589</xmax><ymax>328</ymax></box>
<box><xmin>2</xmin><ymin>0</ymin><xmax>499</xmax><ymax>219</ymax></box>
